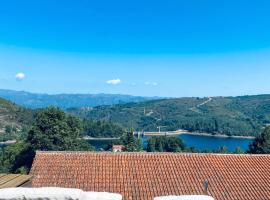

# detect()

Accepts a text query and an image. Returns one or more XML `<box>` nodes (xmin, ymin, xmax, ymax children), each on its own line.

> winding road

<box><xmin>190</xmin><ymin>97</ymin><xmax>213</xmax><ymax>113</ymax></box>
<box><xmin>196</xmin><ymin>97</ymin><xmax>213</xmax><ymax>108</ymax></box>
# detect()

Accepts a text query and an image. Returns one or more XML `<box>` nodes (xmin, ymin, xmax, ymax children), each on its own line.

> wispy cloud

<box><xmin>15</xmin><ymin>73</ymin><xmax>26</xmax><ymax>81</ymax></box>
<box><xmin>106</xmin><ymin>78</ymin><xmax>121</xmax><ymax>85</ymax></box>
<box><xmin>145</xmin><ymin>81</ymin><xmax>158</xmax><ymax>86</ymax></box>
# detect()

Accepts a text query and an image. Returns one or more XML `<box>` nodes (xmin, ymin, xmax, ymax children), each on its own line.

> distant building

<box><xmin>30</xmin><ymin>152</ymin><xmax>270</xmax><ymax>200</ymax></box>
<box><xmin>112</xmin><ymin>145</ymin><xmax>124</xmax><ymax>152</ymax></box>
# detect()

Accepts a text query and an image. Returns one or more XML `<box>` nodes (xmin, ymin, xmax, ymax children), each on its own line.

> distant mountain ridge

<box><xmin>0</xmin><ymin>89</ymin><xmax>162</xmax><ymax>109</ymax></box>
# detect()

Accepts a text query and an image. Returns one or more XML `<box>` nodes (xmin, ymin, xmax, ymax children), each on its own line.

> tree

<box><xmin>4</xmin><ymin>107</ymin><xmax>93</xmax><ymax>173</ymax></box>
<box><xmin>147</xmin><ymin>138</ymin><xmax>156</xmax><ymax>152</ymax></box>
<box><xmin>248</xmin><ymin>126</ymin><xmax>270</xmax><ymax>154</ymax></box>
<box><xmin>147</xmin><ymin>136</ymin><xmax>185</xmax><ymax>152</ymax></box>
<box><xmin>120</xmin><ymin>131</ymin><xmax>142</xmax><ymax>152</ymax></box>
<box><xmin>233</xmin><ymin>147</ymin><xmax>244</xmax><ymax>154</ymax></box>
<box><xmin>215</xmin><ymin>146</ymin><xmax>229</xmax><ymax>154</ymax></box>
<box><xmin>5</xmin><ymin>125</ymin><xmax>12</xmax><ymax>134</ymax></box>
<box><xmin>27</xmin><ymin>107</ymin><xmax>91</xmax><ymax>151</ymax></box>
<box><xmin>83</xmin><ymin>119</ymin><xmax>124</xmax><ymax>138</ymax></box>
<box><xmin>0</xmin><ymin>142</ymin><xmax>34</xmax><ymax>174</ymax></box>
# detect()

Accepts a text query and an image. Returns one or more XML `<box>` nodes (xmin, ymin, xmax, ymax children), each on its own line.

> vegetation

<box><xmin>234</xmin><ymin>147</ymin><xmax>245</xmax><ymax>154</ymax></box>
<box><xmin>27</xmin><ymin>107</ymin><xmax>91</xmax><ymax>151</ymax></box>
<box><xmin>248</xmin><ymin>126</ymin><xmax>270</xmax><ymax>154</ymax></box>
<box><xmin>1</xmin><ymin>95</ymin><xmax>258</xmax><ymax>174</ymax></box>
<box><xmin>0</xmin><ymin>141</ymin><xmax>33</xmax><ymax>174</ymax></box>
<box><xmin>0</xmin><ymin>107</ymin><xmax>93</xmax><ymax>173</ymax></box>
<box><xmin>147</xmin><ymin>136</ymin><xmax>185</xmax><ymax>152</ymax></box>
<box><xmin>0</xmin><ymin>98</ymin><xmax>35</xmax><ymax>138</ymax></box>
<box><xmin>82</xmin><ymin>119</ymin><xmax>124</xmax><ymax>138</ymax></box>
<box><xmin>120</xmin><ymin>132</ymin><xmax>142</xmax><ymax>152</ymax></box>
<box><xmin>69</xmin><ymin>95</ymin><xmax>270</xmax><ymax>137</ymax></box>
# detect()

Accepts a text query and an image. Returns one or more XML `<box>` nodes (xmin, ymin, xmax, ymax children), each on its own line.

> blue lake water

<box><xmin>1</xmin><ymin>134</ymin><xmax>253</xmax><ymax>152</ymax></box>
<box><xmin>176</xmin><ymin>134</ymin><xmax>252</xmax><ymax>152</ymax></box>
<box><xmin>88</xmin><ymin>134</ymin><xmax>254</xmax><ymax>152</ymax></box>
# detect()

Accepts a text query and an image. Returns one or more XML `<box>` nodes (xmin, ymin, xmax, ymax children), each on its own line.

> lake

<box><xmin>177</xmin><ymin>134</ymin><xmax>253</xmax><ymax>152</ymax></box>
<box><xmin>87</xmin><ymin>134</ymin><xmax>254</xmax><ymax>152</ymax></box>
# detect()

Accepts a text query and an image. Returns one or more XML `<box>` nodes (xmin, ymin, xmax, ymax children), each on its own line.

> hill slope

<box><xmin>0</xmin><ymin>98</ymin><xmax>34</xmax><ymax>135</ymax></box>
<box><xmin>0</xmin><ymin>89</ymin><xmax>161</xmax><ymax>109</ymax></box>
<box><xmin>68</xmin><ymin>95</ymin><xmax>270</xmax><ymax>136</ymax></box>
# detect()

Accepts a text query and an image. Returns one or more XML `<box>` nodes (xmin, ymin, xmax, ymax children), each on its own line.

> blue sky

<box><xmin>0</xmin><ymin>0</ymin><xmax>270</xmax><ymax>97</ymax></box>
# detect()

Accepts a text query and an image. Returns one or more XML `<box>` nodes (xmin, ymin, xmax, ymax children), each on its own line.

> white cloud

<box><xmin>106</xmin><ymin>78</ymin><xmax>121</xmax><ymax>85</ymax></box>
<box><xmin>15</xmin><ymin>73</ymin><xmax>26</xmax><ymax>81</ymax></box>
<box><xmin>144</xmin><ymin>81</ymin><xmax>150</xmax><ymax>85</ymax></box>
<box><xmin>145</xmin><ymin>81</ymin><xmax>158</xmax><ymax>86</ymax></box>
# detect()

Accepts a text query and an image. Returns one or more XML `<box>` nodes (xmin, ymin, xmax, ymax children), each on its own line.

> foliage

<box><xmin>147</xmin><ymin>136</ymin><xmax>185</xmax><ymax>152</ymax></box>
<box><xmin>69</xmin><ymin>95</ymin><xmax>270</xmax><ymax>136</ymax></box>
<box><xmin>233</xmin><ymin>147</ymin><xmax>245</xmax><ymax>154</ymax></box>
<box><xmin>27</xmin><ymin>107</ymin><xmax>92</xmax><ymax>151</ymax></box>
<box><xmin>82</xmin><ymin>119</ymin><xmax>124</xmax><ymax>138</ymax></box>
<box><xmin>0</xmin><ymin>142</ymin><xmax>34</xmax><ymax>174</ymax></box>
<box><xmin>0</xmin><ymin>97</ymin><xmax>35</xmax><ymax>141</ymax></box>
<box><xmin>0</xmin><ymin>107</ymin><xmax>93</xmax><ymax>174</ymax></box>
<box><xmin>215</xmin><ymin>146</ymin><xmax>229</xmax><ymax>154</ymax></box>
<box><xmin>248</xmin><ymin>126</ymin><xmax>270</xmax><ymax>154</ymax></box>
<box><xmin>120</xmin><ymin>132</ymin><xmax>142</xmax><ymax>152</ymax></box>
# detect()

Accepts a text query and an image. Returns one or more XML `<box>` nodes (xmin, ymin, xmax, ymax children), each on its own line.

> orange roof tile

<box><xmin>30</xmin><ymin>152</ymin><xmax>270</xmax><ymax>200</ymax></box>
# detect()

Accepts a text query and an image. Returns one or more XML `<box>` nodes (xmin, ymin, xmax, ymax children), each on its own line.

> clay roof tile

<box><xmin>30</xmin><ymin>152</ymin><xmax>270</xmax><ymax>200</ymax></box>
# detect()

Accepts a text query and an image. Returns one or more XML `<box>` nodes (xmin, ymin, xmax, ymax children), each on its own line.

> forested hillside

<box><xmin>0</xmin><ymin>97</ymin><xmax>124</xmax><ymax>141</ymax></box>
<box><xmin>0</xmin><ymin>98</ymin><xmax>35</xmax><ymax>138</ymax></box>
<box><xmin>68</xmin><ymin>95</ymin><xmax>270</xmax><ymax>136</ymax></box>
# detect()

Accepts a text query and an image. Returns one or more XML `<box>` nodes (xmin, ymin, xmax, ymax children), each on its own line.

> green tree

<box><xmin>120</xmin><ymin>131</ymin><xmax>142</xmax><ymax>152</ymax></box>
<box><xmin>3</xmin><ymin>107</ymin><xmax>93</xmax><ymax>173</ymax></box>
<box><xmin>147</xmin><ymin>136</ymin><xmax>185</xmax><ymax>152</ymax></box>
<box><xmin>233</xmin><ymin>147</ymin><xmax>244</xmax><ymax>154</ymax></box>
<box><xmin>27</xmin><ymin>107</ymin><xmax>91</xmax><ymax>151</ymax></box>
<box><xmin>83</xmin><ymin>119</ymin><xmax>124</xmax><ymax>138</ymax></box>
<box><xmin>248</xmin><ymin>126</ymin><xmax>270</xmax><ymax>154</ymax></box>
<box><xmin>5</xmin><ymin>125</ymin><xmax>12</xmax><ymax>134</ymax></box>
<box><xmin>215</xmin><ymin>145</ymin><xmax>229</xmax><ymax>154</ymax></box>
<box><xmin>147</xmin><ymin>138</ymin><xmax>156</xmax><ymax>152</ymax></box>
<box><xmin>0</xmin><ymin>142</ymin><xmax>34</xmax><ymax>174</ymax></box>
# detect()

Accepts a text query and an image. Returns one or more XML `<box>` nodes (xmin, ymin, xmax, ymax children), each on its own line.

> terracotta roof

<box><xmin>30</xmin><ymin>152</ymin><xmax>270</xmax><ymax>200</ymax></box>
<box><xmin>0</xmin><ymin>174</ymin><xmax>32</xmax><ymax>188</ymax></box>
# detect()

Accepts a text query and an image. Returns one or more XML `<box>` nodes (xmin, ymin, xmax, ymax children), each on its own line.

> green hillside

<box><xmin>0</xmin><ymin>98</ymin><xmax>34</xmax><ymax>138</ymax></box>
<box><xmin>68</xmin><ymin>95</ymin><xmax>270</xmax><ymax>136</ymax></box>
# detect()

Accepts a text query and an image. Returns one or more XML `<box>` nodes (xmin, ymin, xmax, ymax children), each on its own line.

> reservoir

<box><xmin>176</xmin><ymin>134</ymin><xmax>252</xmax><ymax>152</ymax></box>
<box><xmin>1</xmin><ymin>134</ymin><xmax>253</xmax><ymax>152</ymax></box>
<box><xmin>87</xmin><ymin>134</ymin><xmax>254</xmax><ymax>152</ymax></box>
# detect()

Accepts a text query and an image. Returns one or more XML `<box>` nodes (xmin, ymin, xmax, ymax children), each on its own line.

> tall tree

<box><xmin>120</xmin><ymin>131</ymin><xmax>142</xmax><ymax>152</ymax></box>
<box><xmin>3</xmin><ymin>107</ymin><xmax>92</xmax><ymax>173</ymax></box>
<box><xmin>27</xmin><ymin>107</ymin><xmax>91</xmax><ymax>151</ymax></box>
<box><xmin>248</xmin><ymin>126</ymin><xmax>270</xmax><ymax>154</ymax></box>
<box><xmin>234</xmin><ymin>147</ymin><xmax>244</xmax><ymax>154</ymax></box>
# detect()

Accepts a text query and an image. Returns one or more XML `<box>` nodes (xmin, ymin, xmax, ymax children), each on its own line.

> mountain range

<box><xmin>1</xmin><ymin>88</ymin><xmax>270</xmax><ymax>137</ymax></box>
<box><xmin>0</xmin><ymin>89</ymin><xmax>161</xmax><ymax>109</ymax></box>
